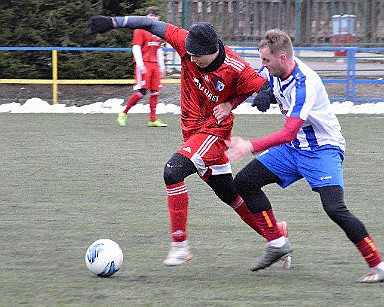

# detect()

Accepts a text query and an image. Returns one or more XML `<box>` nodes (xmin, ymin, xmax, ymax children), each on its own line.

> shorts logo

<box><xmin>183</xmin><ymin>147</ymin><xmax>192</xmax><ymax>153</ymax></box>
<box><xmin>320</xmin><ymin>176</ymin><xmax>332</xmax><ymax>180</ymax></box>
<box><xmin>216</xmin><ymin>81</ymin><xmax>225</xmax><ymax>91</ymax></box>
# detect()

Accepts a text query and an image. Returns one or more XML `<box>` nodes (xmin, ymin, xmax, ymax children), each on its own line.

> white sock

<box><xmin>375</xmin><ymin>262</ymin><xmax>384</xmax><ymax>271</ymax></box>
<box><xmin>268</xmin><ymin>236</ymin><xmax>286</xmax><ymax>247</ymax></box>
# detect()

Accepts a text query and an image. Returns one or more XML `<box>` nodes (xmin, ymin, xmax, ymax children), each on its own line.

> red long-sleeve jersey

<box><xmin>132</xmin><ymin>29</ymin><xmax>161</xmax><ymax>63</ymax></box>
<box><xmin>164</xmin><ymin>24</ymin><xmax>266</xmax><ymax>141</ymax></box>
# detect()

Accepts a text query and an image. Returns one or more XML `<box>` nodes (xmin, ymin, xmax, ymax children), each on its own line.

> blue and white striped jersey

<box><xmin>258</xmin><ymin>56</ymin><xmax>346</xmax><ymax>151</ymax></box>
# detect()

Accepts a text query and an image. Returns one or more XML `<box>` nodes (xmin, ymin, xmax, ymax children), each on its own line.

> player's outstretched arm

<box><xmin>227</xmin><ymin>116</ymin><xmax>304</xmax><ymax>162</ymax></box>
<box><xmin>87</xmin><ymin>16</ymin><xmax>167</xmax><ymax>39</ymax></box>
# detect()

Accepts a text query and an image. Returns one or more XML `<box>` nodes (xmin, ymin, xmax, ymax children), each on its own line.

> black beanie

<box><xmin>185</xmin><ymin>22</ymin><xmax>219</xmax><ymax>55</ymax></box>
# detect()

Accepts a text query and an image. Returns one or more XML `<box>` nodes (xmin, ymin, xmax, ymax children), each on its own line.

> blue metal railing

<box><xmin>0</xmin><ymin>46</ymin><xmax>383</xmax><ymax>103</ymax></box>
<box><xmin>167</xmin><ymin>0</ymin><xmax>384</xmax><ymax>46</ymax></box>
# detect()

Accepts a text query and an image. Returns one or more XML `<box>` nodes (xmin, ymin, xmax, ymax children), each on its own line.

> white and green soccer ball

<box><xmin>85</xmin><ymin>239</ymin><xmax>123</xmax><ymax>277</ymax></box>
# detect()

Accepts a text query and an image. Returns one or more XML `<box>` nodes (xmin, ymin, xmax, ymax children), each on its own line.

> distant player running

<box><xmin>88</xmin><ymin>16</ymin><xmax>290</xmax><ymax>267</ymax></box>
<box><xmin>116</xmin><ymin>6</ymin><xmax>167</xmax><ymax>128</ymax></box>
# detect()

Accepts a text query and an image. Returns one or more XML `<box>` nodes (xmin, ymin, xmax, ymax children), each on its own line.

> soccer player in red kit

<box><xmin>116</xmin><ymin>6</ymin><xmax>167</xmax><ymax>128</ymax></box>
<box><xmin>88</xmin><ymin>15</ymin><xmax>291</xmax><ymax>267</ymax></box>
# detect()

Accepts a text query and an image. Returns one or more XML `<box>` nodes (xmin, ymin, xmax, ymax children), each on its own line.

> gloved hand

<box><xmin>87</xmin><ymin>16</ymin><xmax>114</xmax><ymax>35</ymax></box>
<box><xmin>252</xmin><ymin>82</ymin><xmax>277</xmax><ymax>112</ymax></box>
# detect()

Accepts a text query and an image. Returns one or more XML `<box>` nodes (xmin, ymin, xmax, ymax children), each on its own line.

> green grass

<box><xmin>0</xmin><ymin>113</ymin><xmax>383</xmax><ymax>306</ymax></box>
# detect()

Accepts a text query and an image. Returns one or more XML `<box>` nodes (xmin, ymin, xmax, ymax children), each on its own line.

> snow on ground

<box><xmin>0</xmin><ymin>97</ymin><xmax>383</xmax><ymax>114</ymax></box>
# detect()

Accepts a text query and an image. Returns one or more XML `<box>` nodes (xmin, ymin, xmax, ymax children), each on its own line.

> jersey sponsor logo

<box><xmin>215</xmin><ymin>81</ymin><xmax>225</xmax><ymax>91</ymax></box>
<box><xmin>192</xmin><ymin>77</ymin><xmax>219</xmax><ymax>102</ymax></box>
<box><xmin>148</xmin><ymin>41</ymin><xmax>160</xmax><ymax>47</ymax></box>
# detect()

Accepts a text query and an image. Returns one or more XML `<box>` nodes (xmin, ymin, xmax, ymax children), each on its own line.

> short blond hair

<box><xmin>259</xmin><ymin>29</ymin><xmax>293</xmax><ymax>58</ymax></box>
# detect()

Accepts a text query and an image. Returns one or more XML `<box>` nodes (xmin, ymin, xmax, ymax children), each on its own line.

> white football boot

<box><xmin>163</xmin><ymin>240</ymin><xmax>193</xmax><ymax>266</ymax></box>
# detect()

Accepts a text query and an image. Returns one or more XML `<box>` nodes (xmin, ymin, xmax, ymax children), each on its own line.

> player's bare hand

<box><xmin>138</xmin><ymin>65</ymin><xmax>147</xmax><ymax>75</ymax></box>
<box><xmin>160</xmin><ymin>69</ymin><xmax>166</xmax><ymax>78</ymax></box>
<box><xmin>213</xmin><ymin>102</ymin><xmax>232</xmax><ymax>124</ymax></box>
<box><xmin>225</xmin><ymin>136</ymin><xmax>254</xmax><ymax>162</ymax></box>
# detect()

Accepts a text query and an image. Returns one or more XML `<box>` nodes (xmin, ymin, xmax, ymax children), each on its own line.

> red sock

<box><xmin>230</xmin><ymin>196</ymin><xmax>264</xmax><ymax>236</ymax></box>
<box><xmin>254</xmin><ymin>209</ymin><xmax>281</xmax><ymax>242</ymax></box>
<box><xmin>356</xmin><ymin>236</ymin><xmax>383</xmax><ymax>268</ymax></box>
<box><xmin>166</xmin><ymin>182</ymin><xmax>188</xmax><ymax>242</ymax></box>
<box><xmin>124</xmin><ymin>91</ymin><xmax>144</xmax><ymax>113</ymax></box>
<box><xmin>149</xmin><ymin>92</ymin><xmax>158</xmax><ymax>122</ymax></box>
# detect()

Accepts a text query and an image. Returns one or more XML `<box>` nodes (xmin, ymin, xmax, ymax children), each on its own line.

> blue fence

<box><xmin>162</xmin><ymin>46</ymin><xmax>384</xmax><ymax>102</ymax></box>
<box><xmin>0</xmin><ymin>46</ymin><xmax>383</xmax><ymax>103</ymax></box>
<box><xmin>166</xmin><ymin>0</ymin><xmax>384</xmax><ymax>46</ymax></box>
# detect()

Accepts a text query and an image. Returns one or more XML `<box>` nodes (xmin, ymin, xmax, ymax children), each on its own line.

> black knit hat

<box><xmin>185</xmin><ymin>22</ymin><xmax>219</xmax><ymax>55</ymax></box>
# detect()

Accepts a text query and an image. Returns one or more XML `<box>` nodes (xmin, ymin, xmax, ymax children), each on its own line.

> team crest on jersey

<box><xmin>215</xmin><ymin>81</ymin><xmax>225</xmax><ymax>91</ymax></box>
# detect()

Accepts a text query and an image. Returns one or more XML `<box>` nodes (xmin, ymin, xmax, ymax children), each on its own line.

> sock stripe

<box><xmin>356</xmin><ymin>236</ymin><xmax>382</xmax><ymax>268</ymax></box>
<box><xmin>364</xmin><ymin>253</ymin><xmax>374</xmax><ymax>259</ymax></box>
<box><xmin>262</xmin><ymin>210</ymin><xmax>273</xmax><ymax>227</ymax></box>
<box><xmin>166</xmin><ymin>184</ymin><xmax>188</xmax><ymax>196</ymax></box>
<box><xmin>364</xmin><ymin>237</ymin><xmax>377</xmax><ymax>252</ymax></box>
<box><xmin>230</xmin><ymin>196</ymin><xmax>243</xmax><ymax>209</ymax></box>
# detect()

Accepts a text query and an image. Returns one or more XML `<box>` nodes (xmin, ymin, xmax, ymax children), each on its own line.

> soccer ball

<box><xmin>85</xmin><ymin>239</ymin><xmax>123</xmax><ymax>277</ymax></box>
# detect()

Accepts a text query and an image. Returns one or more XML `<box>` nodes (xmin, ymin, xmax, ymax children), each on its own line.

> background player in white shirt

<box><xmin>227</xmin><ymin>28</ymin><xmax>384</xmax><ymax>283</ymax></box>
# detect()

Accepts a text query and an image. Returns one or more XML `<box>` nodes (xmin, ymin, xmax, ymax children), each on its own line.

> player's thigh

<box><xmin>176</xmin><ymin>133</ymin><xmax>231</xmax><ymax>178</ymax></box>
<box><xmin>256</xmin><ymin>143</ymin><xmax>302</xmax><ymax>188</ymax></box>
<box><xmin>298</xmin><ymin>145</ymin><xmax>345</xmax><ymax>190</ymax></box>
<box><xmin>147</xmin><ymin>62</ymin><xmax>161</xmax><ymax>91</ymax></box>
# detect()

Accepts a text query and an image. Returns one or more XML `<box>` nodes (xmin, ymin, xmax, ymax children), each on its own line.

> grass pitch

<box><xmin>0</xmin><ymin>113</ymin><xmax>383</xmax><ymax>306</ymax></box>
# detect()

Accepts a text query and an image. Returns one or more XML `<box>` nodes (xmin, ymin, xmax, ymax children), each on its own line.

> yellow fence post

<box><xmin>52</xmin><ymin>49</ymin><xmax>58</xmax><ymax>104</ymax></box>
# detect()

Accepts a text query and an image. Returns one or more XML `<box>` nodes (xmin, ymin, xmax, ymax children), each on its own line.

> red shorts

<box><xmin>133</xmin><ymin>62</ymin><xmax>163</xmax><ymax>92</ymax></box>
<box><xmin>176</xmin><ymin>133</ymin><xmax>232</xmax><ymax>181</ymax></box>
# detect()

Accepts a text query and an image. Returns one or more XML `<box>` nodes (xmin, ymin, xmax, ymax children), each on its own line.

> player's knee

<box><xmin>163</xmin><ymin>164</ymin><xmax>180</xmax><ymax>185</ymax></box>
<box><xmin>319</xmin><ymin>185</ymin><xmax>346</xmax><ymax>219</ymax></box>
<box><xmin>206</xmin><ymin>174</ymin><xmax>238</xmax><ymax>205</ymax></box>
<box><xmin>163</xmin><ymin>154</ymin><xmax>196</xmax><ymax>185</ymax></box>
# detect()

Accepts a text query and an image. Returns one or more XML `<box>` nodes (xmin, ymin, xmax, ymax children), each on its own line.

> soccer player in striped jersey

<box><xmin>88</xmin><ymin>16</ymin><xmax>291</xmax><ymax>267</ymax></box>
<box><xmin>228</xmin><ymin>28</ymin><xmax>384</xmax><ymax>283</ymax></box>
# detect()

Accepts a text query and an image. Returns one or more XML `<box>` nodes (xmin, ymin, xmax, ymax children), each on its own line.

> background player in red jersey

<box><xmin>116</xmin><ymin>6</ymin><xmax>167</xmax><ymax>128</ymax></box>
<box><xmin>88</xmin><ymin>15</ymin><xmax>291</xmax><ymax>267</ymax></box>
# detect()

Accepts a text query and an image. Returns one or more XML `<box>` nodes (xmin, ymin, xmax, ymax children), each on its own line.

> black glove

<box><xmin>252</xmin><ymin>82</ymin><xmax>277</xmax><ymax>112</ymax></box>
<box><xmin>87</xmin><ymin>16</ymin><xmax>114</xmax><ymax>35</ymax></box>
